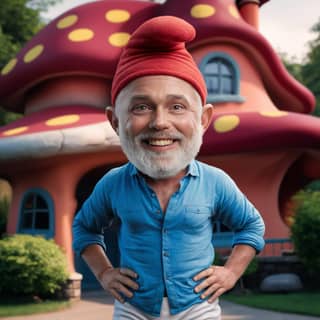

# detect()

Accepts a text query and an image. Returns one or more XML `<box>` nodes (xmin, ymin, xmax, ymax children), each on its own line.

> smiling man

<box><xmin>115</xmin><ymin>75</ymin><xmax>208</xmax><ymax>181</ymax></box>
<box><xmin>72</xmin><ymin>16</ymin><xmax>265</xmax><ymax>320</ymax></box>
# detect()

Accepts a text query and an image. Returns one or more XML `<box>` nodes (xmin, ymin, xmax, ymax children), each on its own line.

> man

<box><xmin>73</xmin><ymin>16</ymin><xmax>265</xmax><ymax>319</ymax></box>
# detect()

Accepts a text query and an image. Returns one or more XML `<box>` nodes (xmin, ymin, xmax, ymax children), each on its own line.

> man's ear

<box><xmin>105</xmin><ymin>106</ymin><xmax>119</xmax><ymax>134</ymax></box>
<box><xmin>201</xmin><ymin>103</ymin><xmax>214</xmax><ymax>133</ymax></box>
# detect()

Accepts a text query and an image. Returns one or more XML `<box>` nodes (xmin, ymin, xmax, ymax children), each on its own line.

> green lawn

<box><xmin>0</xmin><ymin>296</ymin><xmax>70</xmax><ymax>317</ymax></box>
<box><xmin>223</xmin><ymin>291</ymin><xmax>320</xmax><ymax>317</ymax></box>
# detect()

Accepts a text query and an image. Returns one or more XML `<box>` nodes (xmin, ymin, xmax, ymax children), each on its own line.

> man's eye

<box><xmin>171</xmin><ymin>104</ymin><xmax>185</xmax><ymax>112</ymax></box>
<box><xmin>131</xmin><ymin>104</ymin><xmax>151</xmax><ymax>113</ymax></box>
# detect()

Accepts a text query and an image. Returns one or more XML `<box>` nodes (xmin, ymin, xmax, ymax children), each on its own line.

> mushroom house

<box><xmin>0</xmin><ymin>0</ymin><xmax>320</xmax><ymax>291</ymax></box>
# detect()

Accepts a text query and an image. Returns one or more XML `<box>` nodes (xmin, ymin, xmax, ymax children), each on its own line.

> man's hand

<box><xmin>193</xmin><ymin>245</ymin><xmax>257</xmax><ymax>302</ymax></box>
<box><xmin>99</xmin><ymin>267</ymin><xmax>139</xmax><ymax>303</ymax></box>
<box><xmin>193</xmin><ymin>265</ymin><xmax>238</xmax><ymax>303</ymax></box>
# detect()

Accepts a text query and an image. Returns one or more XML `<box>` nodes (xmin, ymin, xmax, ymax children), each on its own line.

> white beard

<box><xmin>118</xmin><ymin>124</ymin><xmax>203</xmax><ymax>179</ymax></box>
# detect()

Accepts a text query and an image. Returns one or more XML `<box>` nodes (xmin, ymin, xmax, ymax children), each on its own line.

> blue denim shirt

<box><xmin>73</xmin><ymin>160</ymin><xmax>265</xmax><ymax>316</ymax></box>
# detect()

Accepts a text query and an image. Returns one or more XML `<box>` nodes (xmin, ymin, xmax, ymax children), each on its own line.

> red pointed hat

<box><xmin>111</xmin><ymin>15</ymin><xmax>207</xmax><ymax>105</ymax></box>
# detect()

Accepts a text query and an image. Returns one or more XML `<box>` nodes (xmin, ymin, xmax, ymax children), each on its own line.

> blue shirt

<box><xmin>73</xmin><ymin>160</ymin><xmax>265</xmax><ymax>316</ymax></box>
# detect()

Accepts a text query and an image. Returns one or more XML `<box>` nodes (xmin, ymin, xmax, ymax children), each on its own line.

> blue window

<box><xmin>18</xmin><ymin>189</ymin><xmax>54</xmax><ymax>238</ymax></box>
<box><xmin>200</xmin><ymin>52</ymin><xmax>244</xmax><ymax>103</ymax></box>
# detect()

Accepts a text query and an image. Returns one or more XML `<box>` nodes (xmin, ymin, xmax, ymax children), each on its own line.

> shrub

<box><xmin>0</xmin><ymin>197</ymin><xmax>9</xmax><ymax>237</ymax></box>
<box><xmin>0</xmin><ymin>234</ymin><xmax>68</xmax><ymax>298</ymax></box>
<box><xmin>291</xmin><ymin>190</ymin><xmax>320</xmax><ymax>276</ymax></box>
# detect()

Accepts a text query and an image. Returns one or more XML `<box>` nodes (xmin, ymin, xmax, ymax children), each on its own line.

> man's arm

<box><xmin>81</xmin><ymin>244</ymin><xmax>139</xmax><ymax>303</ymax></box>
<box><xmin>193</xmin><ymin>244</ymin><xmax>256</xmax><ymax>303</ymax></box>
<box><xmin>193</xmin><ymin>169</ymin><xmax>265</xmax><ymax>302</ymax></box>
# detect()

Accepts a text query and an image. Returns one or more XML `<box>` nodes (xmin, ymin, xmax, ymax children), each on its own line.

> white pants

<box><xmin>113</xmin><ymin>298</ymin><xmax>221</xmax><ymax>320</ymax></box>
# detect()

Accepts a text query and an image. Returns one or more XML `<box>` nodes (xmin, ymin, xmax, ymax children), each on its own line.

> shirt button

<box><xmin>151</xmin><ymin>193</ymin><xmax>156</xmax><ymax>197</ymax></box>
<box><xmin>156</xmin><ymin>210</ymin><xmax>161</xmax><ymax>214</ymax></box>
<box><xmin>163</xmin><ymin>251</ymin><xmax>169</xmax><ymax>257</ymax></box>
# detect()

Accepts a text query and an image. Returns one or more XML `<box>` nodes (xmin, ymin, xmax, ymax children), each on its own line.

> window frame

<box><xmin>200</xmin><ymin>52</ymin><xmax>245</xmax><ymax>104</ymax></box>
<box><xmin>18</xmin><ymin>188</ymin><xmax>55</xmax><ymax>238</ymax></box>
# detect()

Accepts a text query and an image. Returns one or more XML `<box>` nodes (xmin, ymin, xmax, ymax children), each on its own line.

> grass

<box><xmin>0</xmin><ymin>295</ymin><xmax>71</xmax><ymax>317</ymax></box>
<box><xmin>223</xmin><ymin>291</ymin><xmax>320</xmax><ymax>317</ymax></box>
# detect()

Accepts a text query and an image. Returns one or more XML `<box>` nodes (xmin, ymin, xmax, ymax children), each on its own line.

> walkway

<box><xmin>1</xmin><ymin>290</ymin><xmax>319</xmax><ymax>320</ymax></box>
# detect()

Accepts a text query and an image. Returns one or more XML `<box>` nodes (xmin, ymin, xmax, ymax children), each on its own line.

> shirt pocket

<box><xmin>183</xmin><ymin>206</ymin><xmax>212</xmax><ymax>229</ymax></box>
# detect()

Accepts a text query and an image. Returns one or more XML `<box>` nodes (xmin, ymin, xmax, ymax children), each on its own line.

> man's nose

<box><xmin>149</xmin><ymin>108</ymin><xmax>170</xmax><ymax>130</ymax></box>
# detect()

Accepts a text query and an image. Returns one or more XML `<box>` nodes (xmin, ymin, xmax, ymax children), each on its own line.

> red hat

<box><xmin>111</xmin><ymin>16</ymin><xmax>207</xmax><ymax>105</ymax></box>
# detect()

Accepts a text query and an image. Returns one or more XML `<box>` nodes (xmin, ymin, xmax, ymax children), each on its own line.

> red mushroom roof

<box><xmin>200</xmin><ymin>111</ymin><xmax>320</xmax><ymax>156</ymax></box>
<box><xmin>0</xmin><ymin>105</ymin><xmax>119</xmax><ymax>160</ymax></box>
<box><xmin>0</xmin><ymin>0</ymin><xmax>158</xmax><ymax>112</ymax></box>
<box><xmin>0</xmin><ymin>0</ymin><xmax>315</xmax><ymax>114</ymax></box>
<box><xmin>0</xmin><ymin>106</ymin><xmax>105</xmax><ymax>138</ymax></box>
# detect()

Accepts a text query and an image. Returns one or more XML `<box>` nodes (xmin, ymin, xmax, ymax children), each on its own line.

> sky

<box><xmin>43</xmin><ymin>0</ymin><xmax>320</xmax><ymax>62</ymax></box>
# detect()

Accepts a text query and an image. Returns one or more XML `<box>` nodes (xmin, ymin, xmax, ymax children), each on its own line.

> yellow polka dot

<box><xmin>3</xmin><ymin>126</ymin><xmax>28</xmax><ymax>136</ymax></box>
<box><xmin>229</xmin><ymin>5</ymin><xmax>240</xmax><ymax>19</ymax></box>
<box><xmin>260</xmin><ymin>111</ymin><xmax>288</xmax><ymax>117</ymax></box>
<box><xmin>1</xmin><ymin>58</ymin><xmax>17</xmax><ymax>75</ymax></box>
<box><xmin>213</xmin><ymin>115</ymin><xmax>240</xmax><ymax>133</ymax></box>
<box><xmin>105</xmin><ymin>9</ymin><xmax>130</xmax><ymax>23</ymax></box>
<box><xmin>68</xmin><ymin>28</ymin><xmax>94</xmax><ymax>42</ymax></box>
<box><xmin>57</xmin><ymin>14</ymin><xmax>78</xmax><ymax>29</ymax></box>
<box><xmin>45</xmin><ymin>115</ymin><xmax>80</xmax><ymax>126</ymax></box>
<box><xmin>23</xmin><ymin>45</ymin><xmax>44</xmax><ymax>63</ymax></box>
<box><xmin>108</xmin><ymin>32</ymin><xmax>130</xmax><ymax>47</ymax></box>
<box><xmin>190</xmin><ymin>4</ymin><xmax>215</xmax><ymax>19</ymax></box>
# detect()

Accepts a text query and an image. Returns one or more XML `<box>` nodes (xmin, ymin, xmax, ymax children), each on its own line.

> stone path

<box><xmin>1</xmin><ymin>291</ymin><xmax>319</xmax><ymax>320</ymax></box>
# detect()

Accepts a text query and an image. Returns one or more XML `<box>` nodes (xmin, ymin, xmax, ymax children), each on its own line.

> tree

<box><xmin>283</xmin><ymin>18</ymin><xmax>320</xmax><ymax>117</ymax></box>
<box><xmin>280</xmin><ymin>53</ymin><xmax>303</xmax><ymax>83</ymax></box>
<box><xmin>0</xmin><ymin>0</ymin><xmax>61</xmax><ymax>125</ymax></box>
<box><xmin>301</xmin><ymin>18</ymin><xmax>320</xmax><ymax>116</ymax></box>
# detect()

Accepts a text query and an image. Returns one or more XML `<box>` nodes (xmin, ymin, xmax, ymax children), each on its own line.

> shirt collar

<box><xmin>129</xmin><ymin>163</ymin><xmax>139</xmax><ymax>176</ymax></box>
<box><xmin>128</xmin><ymin>160</ymin><xmax>199</xmax><ymax>177</ymax></box>
<box><xmin>187</xmin><ymin>160</ymin><xmax>199</xmax><ymax>177</ymax></box>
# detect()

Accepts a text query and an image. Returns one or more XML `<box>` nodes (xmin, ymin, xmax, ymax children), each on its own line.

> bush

<box><xmin>0</xmin><ymin>197</ymin><xmax>9</xmax><ymax>237</ymax></box>
<box><xmin>291</xmin><ymin>190</ymin><xmax>320</xmax><ymax>276</ymax></box>
<box><xmin>0</xmin><ymin>234</ymin><xmax>68</xmax><ymax>298</ymax></box>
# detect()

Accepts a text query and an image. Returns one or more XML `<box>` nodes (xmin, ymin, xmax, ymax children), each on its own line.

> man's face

<box><xmin>112</xmin><ymin>75</ymin><xmax>213</xmax><ymax>179</ymax></box>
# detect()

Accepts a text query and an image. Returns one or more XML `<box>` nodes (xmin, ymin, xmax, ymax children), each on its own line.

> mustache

<box><xmin>137</xmin><ymin>131</ymin><xmax>184</xmax><ymax>140</ymax></box>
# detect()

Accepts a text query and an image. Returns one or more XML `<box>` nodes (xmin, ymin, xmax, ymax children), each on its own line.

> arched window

<box><xmin>200</xmin><ymin>52</ymin><xmax>244</xmax><ymax>103</ymax></box>
<box><xmin>18</xmin><ymin>189</ymin><xmax>54</xmax><ymax>238</ymax></box>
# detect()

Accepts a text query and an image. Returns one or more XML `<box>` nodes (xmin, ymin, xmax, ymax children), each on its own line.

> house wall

<box><xmin>6</xmin><ymin>149</ymin><xmax>126</xmax><ymax>273</ymax></box>
<box><xmin>188</xmin><ymin>42</ymin><xmax>300</xmax><ymax>254</ymax></box>
<box><xmin>25</xmin><ymin>76</ymin><xmax>110</xmax><ymax>114</ymax></box>
<box><xmin>192</xmin><ymin>43</ymin><xmax>279</xmax><ymax>114</ymax></box>
<box><xmin>199</xmin><ymin>149</ymin><xmax>302</xmax><ymax>255</ymax></box>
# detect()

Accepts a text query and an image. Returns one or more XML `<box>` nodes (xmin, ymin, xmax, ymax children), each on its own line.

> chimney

<box><xmin>236</xmin><ymin>0</ymin><xmax>260</xmax><ymax>30</ymax></box>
